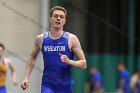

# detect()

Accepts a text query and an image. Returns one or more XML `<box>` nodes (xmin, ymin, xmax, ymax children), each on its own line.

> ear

<box><xmin>64</xmin><ymin>19</ymin><xmax>66</xmax><ymax>24</ymax></box>
<box><xmin>49</xmin><ymin>17</ymin><xmax>52</xmax><ymax>23</ymax></box>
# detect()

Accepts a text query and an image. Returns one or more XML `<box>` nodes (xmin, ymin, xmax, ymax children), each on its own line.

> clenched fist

<box><xmin>21</xmin><ymin>79</ymin><xmax>29</xmax><ymax>90</ymax></box>
<box><xmin>59</xmin><ymin>53</ymin><xmax>71</xmax><ymax>64</ymax></box>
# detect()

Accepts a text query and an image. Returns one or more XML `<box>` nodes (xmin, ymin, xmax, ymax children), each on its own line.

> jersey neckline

<box><xmin>48</xmin><ymin>31</ymin><xmax>65</xmax><ymax>41</ymax></box>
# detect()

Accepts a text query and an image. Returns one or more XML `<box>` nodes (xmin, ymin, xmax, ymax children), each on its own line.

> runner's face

<box><xmin>50</xmin><ymin>10</ymin><xmax>66</xmax><ymax>28</ymax></box>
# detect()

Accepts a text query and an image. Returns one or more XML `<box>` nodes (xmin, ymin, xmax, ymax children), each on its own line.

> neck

<box><xmin>50</xmin><ymin>27</ymin><xmax>64</xmax><ymax>39</ymax></box>
<box><xmin>0</xmin><ymin>56</ymin><xmax>3</xmax><ymax>61</ymax></box>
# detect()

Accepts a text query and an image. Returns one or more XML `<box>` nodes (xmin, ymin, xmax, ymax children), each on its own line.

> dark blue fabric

<box><xmin>41</xmin><ymin>31</ymin><xmax>74</xmax><ymax>89</ymax></box>
<box><xmin>0</xmin><ymin>86</ymin><xmax>6</xmax><ymax>93</ymax></box>
<box><xmin>91</xmin><ymin>72</ymin><xmax>104</xmax><ymax>90</ymax></box>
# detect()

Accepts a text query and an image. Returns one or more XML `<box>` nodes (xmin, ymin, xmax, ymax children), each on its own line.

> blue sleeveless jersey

<box><xmin>41</xmin><ymin>31</ymin><xmax>74</xmax><ymax>86</ymax></box>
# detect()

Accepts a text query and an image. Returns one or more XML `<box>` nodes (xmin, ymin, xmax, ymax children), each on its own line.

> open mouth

<box><xmin>55</xmin><ymin>22</ymin><xmax>61</xmax><ymax>25</ymax></box>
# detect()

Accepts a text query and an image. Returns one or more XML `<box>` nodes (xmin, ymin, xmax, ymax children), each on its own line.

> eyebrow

<box><xmin>53</xmin><ymin>14</ymin><xmax>65</xmax><ymax>18</ymax></box>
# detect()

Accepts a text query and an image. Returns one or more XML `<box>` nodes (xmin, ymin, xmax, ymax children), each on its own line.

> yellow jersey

<box><xmin>0</xmin><ymin>63</ymin><xmax>7</xmax><ymax>87</ymax></box>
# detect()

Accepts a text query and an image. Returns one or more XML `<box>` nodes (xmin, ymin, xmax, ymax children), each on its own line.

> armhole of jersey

<box><xmin>62</xmin><ymin>31</ymin><xmax>69</xmax><ymax>38</ymax></box>
<box><xmin>63</xmin><ymin>32</ymin><xmax>73</xmax><ymax>52</ymax></box>
<box><xmin>41</xmin><ymin>32</ymin><xmax>48</xmax><ymax>50</ymax></box>
<box><xmin>68</xmin><ymin>33</ymin><xmax>72</xmax><ymax>52</ymax></box>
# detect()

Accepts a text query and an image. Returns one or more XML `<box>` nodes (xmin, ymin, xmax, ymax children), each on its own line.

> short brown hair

<box><xmin>118</xmin><ymin>62</ymin><xmax>125</xmax><ymax>67</ymax></box>
<box><xmin>50</xmin><ymin>6</ymin><xmax>67</xmax><ymax>18</ymax></box>
<box><xmin>0</xmin><ymin>43</ymin><xmax>5</xmax><ymax>50</ymax></box>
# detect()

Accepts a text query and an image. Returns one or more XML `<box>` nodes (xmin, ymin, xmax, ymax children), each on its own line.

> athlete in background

<box><xmin>85</xmin><ymin>66</ymin><xmax>104</xmax><ymax>93</ymax></box>
<box><xmin>0</xmin><ymin>43</ymin><xmax>17</xmax><ymax>93</ymax></box>
<box><xmin>130</xmin><ymin>69</ymin><xmax>140</xmax><ymax>93</ymax></box>
<box><xmin>118</xmin><ymin>63</ymin><xmax>132</xmax><ymax>93</ymax></box>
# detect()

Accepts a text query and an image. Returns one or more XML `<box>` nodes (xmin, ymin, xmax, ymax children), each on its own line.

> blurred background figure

<box><xmin>130</xmin><ymin>69</ymin><xmax>140</xmax><ymax>93</ymax></box>
<box><xmin>85</xmin><ymin>75</ymin><xmax>93</xmax><ymax>93</ymax></box>
<box><xmin>85</xmin><ymin>66</ymin><xmax>104</xmax><ymax>93</ymax></box>
<box><xmin>0</xmin><ymin>43</ymin><xmax>17</xmax><ymax>93</ymax></box>
<box><xmin>117</xmin><ymin>63</ymin><xmax>132</xmax><ymax>93</ymax></box>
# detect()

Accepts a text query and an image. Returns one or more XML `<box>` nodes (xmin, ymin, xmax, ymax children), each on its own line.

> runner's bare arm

<box><xmin>60</xmin><ymin>34</ymin><xmax>86</xmax><ymax>69</ymax></box>
<box><xmin>70</xmin><ymin>34</ymin><xmax>86</xmax><ymax>69</ymax></box>
<box><xmin>24</xmin><ymin>35</ymin><xmax>42</xmax><ymax>80</ymax></box>
<box><xmin>6</xmin><ymin>58</ymin><xmax>17</xmax><ymax>85</ymax></box>
<box><xmin>21</xmin><ymin>34</ymin><xmax>43</xmax><ymax>90</ymax></box>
